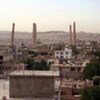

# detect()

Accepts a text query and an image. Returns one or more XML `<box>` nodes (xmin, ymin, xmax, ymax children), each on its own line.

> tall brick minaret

<box><xmin>73</xmin><ymin>21</ymin><xmax>76</xmax><ymax>45</ymax></box>
<box><xmin>69</xmin><ymin>25</ymin><xmax>72</xmax><ymax>45</ymax></box>
<box><xmin>11</xmin><ymin>23</ymin><xmax>15</xmax><ymax>47</ymax></box>
<box><xmin>32</xmin><ymin>23</ymin><xmax>37</xmax><ymax>47</ymax></box>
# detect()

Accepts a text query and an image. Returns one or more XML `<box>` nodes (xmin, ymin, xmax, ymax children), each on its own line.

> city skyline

<box><xmin>0</xmin><ymin>0</ymin><xmax>100</xmax><ymax>33</ymax></box>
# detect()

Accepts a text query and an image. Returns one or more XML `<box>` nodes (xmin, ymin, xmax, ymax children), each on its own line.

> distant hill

<box><xmin>0</xmin><ymin>31</ymin><xmax>100</xmax><ymax>45</ymax></box>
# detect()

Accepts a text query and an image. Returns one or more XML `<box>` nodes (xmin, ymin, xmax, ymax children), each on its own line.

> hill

<box><xmin>0</xmin><ymin>31</ymin><xmax>100</xmax><ymax>45</ymax></box>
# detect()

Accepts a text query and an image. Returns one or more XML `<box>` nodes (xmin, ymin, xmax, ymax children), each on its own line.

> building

<box><xmin>85</xmin><ymin>41</ymin><xmax>100</xmax><ymax>52</ymax></box>
<box><xmin>61</xmin><ymin>78</ymin><xmax>85</xmax><ymax>100</ymax></box>
<box><xmin>50</xmin><ymin>58</ymin><xmax>89</xmax><ymax>79</ymax></box>
<box><xmin>55</xmin><ymin>48</ymin><xmax>72</xmax><ymax>59</ymax></box>
<box><xmin>9</xmin><ymin>70</ymin><xmax>59</xmax><ymax>100</ymax></box>
<box><xmin>51</xmin><ymin>63</ymin><xmax>83</xmax><ymax>79</ymax></box>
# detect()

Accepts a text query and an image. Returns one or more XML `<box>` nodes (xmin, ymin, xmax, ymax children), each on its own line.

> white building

<box><xmin>55</xmin><ymin>48</ymin><xmax>72</xmax><ymax>59</ymax></box>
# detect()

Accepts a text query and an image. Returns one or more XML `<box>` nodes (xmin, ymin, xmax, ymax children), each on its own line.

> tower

<box><xmin>69</xmin><ymin>25</ymin><xmax>72</xmax><ymax>45</ymax></box>
<box><xmin>11</xmin><ymin>23</ymin><xmax>15</xmax><ymax>47</ymax></box>
<box><xmin>73</xmin><ymin>21</ymin><xmax>76</xmax><ymax>45</ymax></box>
<box><xmin>32</xmin><ymin>23</ymin><xmax>37</xmax><ymax>47</ymax></box>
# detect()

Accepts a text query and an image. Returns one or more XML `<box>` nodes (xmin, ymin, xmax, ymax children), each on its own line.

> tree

<box><xmin>26</xmin><ymin>58</ymin><xmax>49</xmax><ymax>70</ymax></box>
<box><xmin>91</xmin><ymin>51</ymin><xmax>100</xmax><ymax>59</ymax></box>
<box><xmin>93</xmin><ymin>76</ymin><xmax>100</xmax><ymax>86</ymax></box>
<box><xmin>87</xmin><ymin>51</ymin><xmax>100</xmax><ymax>61</ymax></box>
<box><xmin>83</xmin><ymin>61</ymin><xmax>100</xmax><ymax>80</ymax></box>
<box><xmin>28</xmin><ymin>50</ymin><xmax>38</xmax><ymax>57</ymax></box>
<box><xmin>71</xmin><ymin>45</ymin><xmax>79</xmax><ymax>55</ymax></box>
<box><xmin>80</xmin><ymin>86</ymin><xmax>100</xmax><ymax>100</ymax></box>
<box><xmin>26</xmin><ymin>58</ymin><xmax>34</xmax><ymax>70</ymax></box>
<box><xmin>54</xmin><ymin>43</ymin><xmax>65</xmax><ymax>50</ymax></box>
<box><xmin>40</xmin><ymin>60</ymin><xmax>49</xmax><ymax>70</ymax></box>
<box><xmin>80</xmin><ymin>86</ymin><xmax>94</xmax><ymax>100</ymax></box>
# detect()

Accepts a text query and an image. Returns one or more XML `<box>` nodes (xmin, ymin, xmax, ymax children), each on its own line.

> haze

<box><xmin>0</xmin><ymin>0</ymin><xmax>100</xmax><ymax>33</ymax></box>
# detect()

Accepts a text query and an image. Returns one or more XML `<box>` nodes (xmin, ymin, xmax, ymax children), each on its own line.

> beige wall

<box><xmin>61</xmin><ymin>72</ymin><xmax>83</xmax><ymax>79</ymax></box>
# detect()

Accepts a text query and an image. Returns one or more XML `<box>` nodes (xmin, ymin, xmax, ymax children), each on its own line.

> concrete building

<box><xmin>51</xmin><ymin>63</ymin><xmax>83</xmax><ymax>79</ymax></box>
<box><xmin>61</xmin><ymin>78</ymin><xmax>85</xmax><ymax>100</ymax></box>
<box><xmin>0</xmin><ymin>45</ymin><xmax>15</xmax><ymax>75</ymax></box>
<box><xmin>50</xmin><ymin>57</ymin><xmax>89</xmax><ymax>79</ymax></box>
<box><xmin>0</xmin><ymin>55</ymin><xmax>13</xmax><ymax>63</ymax></box>
<box><xmin>85</xmin><ymin>41</ymin><xmax>100</xmax><ymax>52</ymax></box>
<box><xmin>9</xmin><ymin>70</ymin><xmax>59</xmax><ymax>100</ymax></box>
<box><xmin>55</xmin><ymin>48</ymin><xmax>72</xmax><ymax>59</ymax></box>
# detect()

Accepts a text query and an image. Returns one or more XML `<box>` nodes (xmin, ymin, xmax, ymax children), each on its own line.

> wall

<box><xmin>10</xmin><ymin>76</ymin><xmax>55</xmax><ymax>98</ymax></box>
<box><xmin>61</xmin><ymin>72</ymin><xmax>83</xmax><ymax>79</ymax></box>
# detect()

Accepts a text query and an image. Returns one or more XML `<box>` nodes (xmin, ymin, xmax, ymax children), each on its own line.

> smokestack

<box><xmin>69</xmin><ymin>25</ymin><xmax>72</xmax><ymax>45</ymax></box>
<box><xmin>11</xmin><ymin>23</ymin><xmax>15</xmax><ymax>47</ymax></box>
<box><xmin>32</xmin><ymin>23</ymin><xmax>37</xmax><ymax>47</ymax></box>
<box><xmin>73</xmin><ymin>21</ymin><xmax>76</xmax><ymax>45</ymax></box>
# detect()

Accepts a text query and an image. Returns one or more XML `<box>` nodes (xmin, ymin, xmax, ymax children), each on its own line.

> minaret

<box><xmin>11</xmin><ymin>23</ymin><xmax>15</xmax><ymax>47</ymax></box>
<box><xmin>32</xmin><ymin>23</ymin><xmax>37</xmax><ymax>47</ymax></box>
<box><xmin>69</xmin><ymin>25</ymin><xmax>72</xmax><ymax>45</ymax></box>
<box><xmin>73</xmin><ymin>21</ymin><xmax>76</xmax><ymax>45</ymax></box>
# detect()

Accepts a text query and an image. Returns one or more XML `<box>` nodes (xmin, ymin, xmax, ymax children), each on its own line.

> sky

<box><xmin>0</xmin><ymin>0</ymin><xmax>100</xmax><ymax>33</ymax></box>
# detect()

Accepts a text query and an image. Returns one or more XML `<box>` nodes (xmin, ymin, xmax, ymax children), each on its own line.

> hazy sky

<box><xmin>0</xmin><ymin>0</ymin><xmax>100</xmax><ymax>32</ymax></box>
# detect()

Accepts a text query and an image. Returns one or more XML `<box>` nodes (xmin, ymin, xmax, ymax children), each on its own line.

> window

<box><xmin>60</xmin><ymin>52</ymin><xmax>63</xmax><ymax>54</ymax></box>
<box><xmin>78</xmin><ymin>68</ymin><xmax>81</xmax><ymax>72</ymax></box>
<box><xmin>71</xmin><ymin>68</ymin><xmax>75</xmax><ymax>71</ymax></box>
<box><xmin>61</xmin><ymin>91</ymin><xmax>66</xmax><ymax>95</ymax></box>
<box><xmin>60</xmin><ymin>56</ymin><xmax>63</xmax><ymax>58</ymax></box>
<box><xmin>66</xmin><ymin>52</ymin><xmax>68</xmax><ymax>54</ymax></box>
<box><xmin>56</xmin><ymin>52</ymin><xmax>59</xmax><ymax>54</ymax></box>
<box><xmin>56</xmin><ymin>56</ymin><xmax>59</xmax><ymax>58</ymax></box>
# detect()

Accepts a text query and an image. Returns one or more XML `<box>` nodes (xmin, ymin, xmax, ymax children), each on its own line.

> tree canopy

<box><xmin>87</xmin><ymin>51</ymin><xmax>100</xmax><ymax>61</ymax></box>
<box><xmin>26</xmin><ymin>58</ymin><xmax>50</xmax><ymax>70</ymax></box>
<box><xmin>83</xmin><ymin>61</ymin><xmax>100</xmax><ymax>80</ymax></box>
<box><xmin>54</xmin><ymin>43</ymin><xmax>65</xmax><ymax>50</ymax></box>
<box><xmin>80</xmin><ymin>86</ymin><xmax>100</xmax><ymax>100</ymax></box>
<box><xmin>71</xmin><ymin>45</ymin><xmax>79</xmax><ymax>55</ymax></box>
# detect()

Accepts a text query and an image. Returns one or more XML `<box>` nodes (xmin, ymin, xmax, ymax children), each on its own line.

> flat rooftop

<box><xmin>9</xmin><ymin>98</ymin><xmax>54</xmax><ymax>100</ymax></box>
<box><xmin>9</xmin><ymin>70</ymin><xmax>59</xmax><ymax>77</ymax></box>
<box><xmin>0</xmin><ymin>79</ymin><xmax>58</xmax><ymax>100</ymax></box>
<box><xmin>52</xmin><ymin>64</ymin><xmax>83</xmax><ymax>68</ymax></box>
<box><xmin>61</xmin><ymin>78</ymin><xmax>85</xmax><ymax>88</ymax></box>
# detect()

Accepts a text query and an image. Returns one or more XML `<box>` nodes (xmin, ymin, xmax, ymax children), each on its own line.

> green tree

<box><xmin>33</xmin><ymin>61</ymin><xmax>40</xmax><ymax>70</ymax></box>
<box><xmin>87</xmin><ymin>51</ymin><xmax>100</xmax><ymax>61</ymax></box>
<box><xmin>26</xmin><ymin>59</ymin><xmax>49</xmax><ymax>70</ymax></box>
<box><xmin>91</xmin><ymin>51</ymin><xmax>100</xmax><ymax>57</ymax></box>
<box><xmin>71</xmin><ymin>45</ymin><xmax>79</xmax><ymax>55</ymax></box>
<box><xmin>28</xmin><ymin>50</ymin><xmax>38</xmax><ymax>57</ymax></box>
<box><xmin>83</xmin><ymin>61</ymin><xmax>100</xmax><ymax>80</ymax></box>
<box><xmin>26</xmin><ymin>58</ymin><xmax>34</xmax><ymax>70</ymax></box>
<box><xmin>80</xmin><ymin>86</ymin><xmax>100</xmax><ymax>100</ymax></box>
<box><xmin>40</xmin><ymin>60</ymin><xmax>49</xmax><ymax>70</ymax></box>
<box><xmin>93</xmin><ymin>76</ymin><xmax>100</xmax><ymax>86</ymax></box>
<box><xmin>54</xmin><ymin>43</ymin><xmax>65</xmax><ymax>50</ymax></box>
